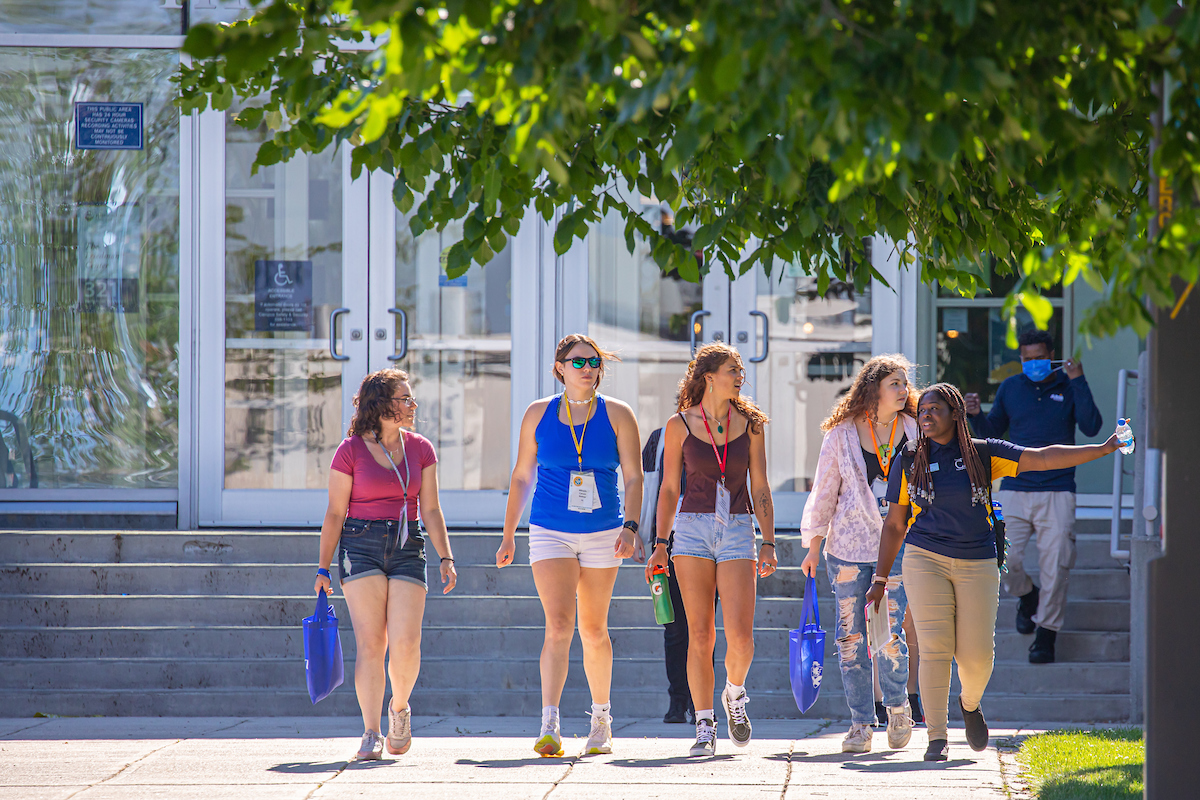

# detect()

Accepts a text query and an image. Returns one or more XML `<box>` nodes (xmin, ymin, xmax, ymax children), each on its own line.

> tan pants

<box><xmin>902</xmin><ymin>544</ymin><xmax>1000</xmax><ymax>741</ymax></box>
<box><xmin>997</xmin><ymin>490</ymin><xmax>1076</xmax><ymax>632</ymax></box>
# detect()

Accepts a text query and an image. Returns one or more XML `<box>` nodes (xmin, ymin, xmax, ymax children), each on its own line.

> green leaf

<box><xmin>930</xmin><ymin>123</ymin><xmax>960</xmax><ymax>162</ymax></box>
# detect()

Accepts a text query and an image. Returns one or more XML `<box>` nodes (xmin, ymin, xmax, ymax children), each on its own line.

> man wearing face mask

<box><xmin>964</xmin><ymin>329</ymin><xmax>1103</xmax><ymax>664</ymax></box>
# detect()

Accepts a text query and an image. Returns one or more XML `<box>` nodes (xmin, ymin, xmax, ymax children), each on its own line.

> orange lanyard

<box><xmin>868</xmin><ymin>415</ymin><xmax>899</xmax><ymax>479</ymax></box>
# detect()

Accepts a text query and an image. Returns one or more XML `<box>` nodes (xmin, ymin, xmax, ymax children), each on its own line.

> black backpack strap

<box><xmin>971</xmin><ymin>438</ymin><xmax>994</xmax><ymax>495</ymax></box>
<box><xmin>641</xmin><ymin>427</ymin><xmax>663</xmax><ymax>473</ymax></box>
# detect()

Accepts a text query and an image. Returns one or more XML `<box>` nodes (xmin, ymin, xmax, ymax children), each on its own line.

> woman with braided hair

<box><xmin>867</xmin><ymin>382</ymin><xmax>1124</xmax><ymax>762</ymax></box>
<box><xmin>646</xmin><ymin>342</ymin><xmax>776</xmax><ymax>757</ymax></box>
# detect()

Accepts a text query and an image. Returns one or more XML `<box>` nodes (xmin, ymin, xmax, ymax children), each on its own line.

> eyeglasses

<box><xmin>560</xmin><ymin>357</ymin><xmax>602</xmax><ymax>369</ymax></box>
<box><xmin>391</xmin><ymin>395</ymin><xmax>417</xmax><ymax>407</ymax></box>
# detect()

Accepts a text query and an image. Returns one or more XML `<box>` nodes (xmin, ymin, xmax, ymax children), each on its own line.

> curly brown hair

<box><xmin>677</xmin><ymin>343</ymin><xmax>769</xmax><ymax>434</ymax></box>
<box><xmin>347</xmin><ymin>368</ymin><xmax>411</xmax><ymax>439</ymax></box>
<box><xmin>820</xmin><ymin>354</ymin><xmax>920</xmax><ymax>432</ymax></box>
<box><xmin>552</xmin><ymin>333</ymin><xmax>620</xmax><ymax>388</ymax></box>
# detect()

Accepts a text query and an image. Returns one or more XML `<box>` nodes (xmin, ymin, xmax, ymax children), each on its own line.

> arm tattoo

<box><xmin>757</xmin><ymin>490</ymin><xmax>773</xmax><ymax>515</ymax></box>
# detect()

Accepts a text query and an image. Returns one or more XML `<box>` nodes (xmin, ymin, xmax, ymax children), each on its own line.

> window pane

<box><xmin>0</xmin><ymin>48</ymin><xmax>180</xmax><ymax>488</ymax></box>
<box><xmin>0</xmin><ymin>0</ymin><xmax>181</xmax><ymax>35</ymax></box>
<box><xmin>937</xmin><ymin>306</ymin><xmax>1065</xmax><ymax>404</ymax></box>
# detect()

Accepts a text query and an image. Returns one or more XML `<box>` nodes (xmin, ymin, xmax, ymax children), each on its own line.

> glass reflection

<box><xmin>0</xmin><ymin>0</ymin><xmax>182</xmax><ymax>35</ymax></box>
<box><xmin>0</xmin><ymin>48</ymin><xmax>180</xmax><ymax>488</ymax></box>
<box><xmin>223</xmin><ymin>113</ymin><xmax>344</xmax><ymax>489</ymax></box>
<box><xmin>937</xmin><ymin>306</ymin><xmax>1065</xmax><ymax>405</ymax></box>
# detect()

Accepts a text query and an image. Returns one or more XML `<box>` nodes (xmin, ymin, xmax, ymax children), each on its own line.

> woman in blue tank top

<box><xmin>496</xmin><ymin>334</ymin><xmax>644</xmax><ymax>759</ymax></box>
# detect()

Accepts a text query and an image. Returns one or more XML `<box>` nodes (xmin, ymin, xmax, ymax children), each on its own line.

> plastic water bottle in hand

<box><xmin>1116</xmin><ymin>418</ymin><xmax>1135</xmax><ymax>455</ymax></box>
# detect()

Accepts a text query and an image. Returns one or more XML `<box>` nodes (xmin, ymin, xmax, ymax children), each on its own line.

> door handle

<box><xmin>388</xmin><ymin>307</ymin><xmax>408</xmax><ymax>361</ymax></box>
<box><xmin>749</xmin><ymin>310</ymin><xmax>769</xmax><ymax>363</ymax></box>
<box><xmin>329</xmin><ymin>307</ymin><xmax>350</xmax><ymax>361</ymax></box>
<box><xmin>689</xmin><ymin>309</ymin><xmax>711</xmax><ymax>357</ymax></box>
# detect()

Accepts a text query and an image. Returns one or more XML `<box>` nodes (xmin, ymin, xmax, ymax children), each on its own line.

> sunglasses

<box><xmin>390</xmin><ymin>395</ymin><xmax>417</xmax><ymax>406</ymax></box>
<box><xmin>560</xmin><ymin>357</ymin><xmax>602</xmax><ymax>369</ymax></box>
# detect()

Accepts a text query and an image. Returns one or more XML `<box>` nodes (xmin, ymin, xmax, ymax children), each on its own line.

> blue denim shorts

<box><xmin>670</xmin><ymin>512</ymin><xmax>757</xmax><ymax>562</ymax></box>
<box><xmin>337</xmin><ymin>517</ymin><xmax>427</xmax><ymax>590</ymax></box>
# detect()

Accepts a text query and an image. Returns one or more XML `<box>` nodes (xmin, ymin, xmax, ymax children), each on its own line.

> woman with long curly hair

<box><xmin>495</xmin><ymin>334</ymin><xmax>643</xmax><ymax>758</ymax></box>
<box><xmin>868</xmin><ymin>383</ymin><xmax>1124</xmax><ymax>761</ymax></box>
<box><xmin>800</xmin><ymin>354</ymin><xmax>920</xmax><ymax>754</ymax></box>
<box><xmin>646</xmin><ymin>342</ymin><xmax>776</xmax><ymax>757</ymax></box>
<box><xmin>314</xmin><ymin>368</ymin><xmax>456</xmax><ymax>761</ymax></box>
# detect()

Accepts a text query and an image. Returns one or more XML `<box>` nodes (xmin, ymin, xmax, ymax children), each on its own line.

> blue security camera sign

<box><xmin>75</xmin><ymin>102</ymin><xmax>143</xmax><ymax>150</ymax></box>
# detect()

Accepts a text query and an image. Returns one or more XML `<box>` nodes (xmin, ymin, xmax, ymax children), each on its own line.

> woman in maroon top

<box><xmin>314</xmin><ymin>368</ymin><xmax>456</xmax><ymax>762</ymax></box>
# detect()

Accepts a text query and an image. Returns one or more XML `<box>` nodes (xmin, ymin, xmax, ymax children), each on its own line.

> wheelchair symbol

<box><xmin>274</xmin><ymin>264</ymin><xmax>293</xmax><ymax>287</ymax></box>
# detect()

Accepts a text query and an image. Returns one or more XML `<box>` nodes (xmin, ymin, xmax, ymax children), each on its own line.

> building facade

<box><xmin>0</xmin><ymin>4</ymin><xmax>1139</xmax><ymax>529</ymax></box>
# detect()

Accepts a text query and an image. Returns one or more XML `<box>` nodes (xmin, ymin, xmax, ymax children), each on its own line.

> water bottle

<box><xmin>649</xmin><ymin>566</ymin><xmax>674</xmax><ymax>625</ymax></box>
<box><xmin>1116</xmin><ymin>418</ymin><xmax>1135</xmax><ymax>455</ymax></box>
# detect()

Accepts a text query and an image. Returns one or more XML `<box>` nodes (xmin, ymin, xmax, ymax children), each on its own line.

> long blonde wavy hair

<box><xmin>820</xmin><ymin>354</ymin><xmax>920</xmax><ymax>432</ymax></box>
<box><xmin>677</xmin><ymin>343</ymin><xmax>770</xmax><ymax>434</ymax></box>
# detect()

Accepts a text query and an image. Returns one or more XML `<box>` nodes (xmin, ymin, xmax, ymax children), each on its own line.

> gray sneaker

<box><xmin>387</xmin><ymin>703</ymin><xmax>412</xmax><ymax>755</ymax></box>
<box><xmin>721</xmin><ymin>684</ymin><xmax>752</xmax><ymax>747</ymax></box>
<box><xmin>886</xmin><ymin>702</ymin><xmax>914</xmax><ymax>749</ymax></box>
<box><xmin>353</xmin><ymin>730</ymin><xmax>384</xmax><ymax>761</ymax></box>
<box><xmin>841</xmin><ymin>722</ymin><xmax>873</xmax><ymax>754</ymax></box>
<box><xmin>689</xmin><ymin>718</ymin><xmax>717</xmax><ymax>756</ymax></box>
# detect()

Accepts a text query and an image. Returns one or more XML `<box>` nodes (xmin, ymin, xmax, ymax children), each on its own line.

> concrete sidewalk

<box><xmin>0</xmin><ymin>716</ymin><xmax>1042</xmax><ymax>799</ymax></box>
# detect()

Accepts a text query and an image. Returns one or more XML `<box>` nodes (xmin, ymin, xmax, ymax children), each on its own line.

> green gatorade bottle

<box><xmin>650</xmin><ymin>566</ymin><xmax>675</xmax><ymax>625</ymax></box>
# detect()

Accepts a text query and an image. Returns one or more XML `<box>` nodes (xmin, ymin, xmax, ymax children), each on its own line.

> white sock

<box><xmin>725</xmin><ymin>681</ymin><xmax>746</xmax><ymax>697</ymax></box>
<box><xmin>591</xmin><ymin>702</ymin><xmax>611</xmax><ymax>719</ymax></box>
<box><xmin>542</xmin><ymin>705</ymin><xmax>559</xmax><ymax>723</ymax></box>
<box><xmin>696</xmin><ymin>709</ymin><xmax>715</xmax><ymax>724</ymax></box>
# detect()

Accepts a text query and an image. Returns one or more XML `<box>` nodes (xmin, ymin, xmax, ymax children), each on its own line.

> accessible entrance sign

<box><xmin>75</xmin><ymin>102</ymin><xmax>143</xmax><ymax>150</ymax></box>
<box><xmin>254</xmin><ymin>260</ymin><xmax>313</xmax><ymax>332</ymax></box>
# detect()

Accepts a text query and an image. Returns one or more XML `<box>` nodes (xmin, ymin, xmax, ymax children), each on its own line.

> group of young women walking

<box><xmin>314</xmin><ymin>336</ymin><xmax>1124</xmax><ymax>763</ymax></box>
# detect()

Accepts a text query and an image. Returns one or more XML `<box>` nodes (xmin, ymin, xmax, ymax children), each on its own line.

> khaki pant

<box><xmin>997</xmin><ymin>490</ymin><xmax>1076</xmax><ymax>632</ymax></box>
<box><xmin>902</xmin><ymin>544</ymin><xmax>1000</xmax><ymax>741</ymax></box>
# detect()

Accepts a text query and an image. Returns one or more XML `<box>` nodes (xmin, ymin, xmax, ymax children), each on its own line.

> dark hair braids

<box><xmin>908</xmin><ymin>383</ymin><xmax>990</xmax><ymax>507</ymax></box>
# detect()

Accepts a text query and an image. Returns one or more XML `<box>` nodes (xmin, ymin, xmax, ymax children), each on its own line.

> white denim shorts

<box><xmin>528</xmin><ymin>524</ymin><xmax>624</xmax><ymax>569</ymax></box>
<box><xmin>671</xmin><ymin>513</ymin><xmax>757</xmax><ymax>563</ymax></box>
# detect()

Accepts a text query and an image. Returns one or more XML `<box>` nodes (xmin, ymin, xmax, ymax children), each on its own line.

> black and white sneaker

<box><xmin>689</xmin><ymin>718</ymin><xmax>717</xmax><ymax>756</ymax></box>
<box><xmin>721</xmin><ymin>685</ymin><xmax>753</xmax><ymax>747</ymax></box>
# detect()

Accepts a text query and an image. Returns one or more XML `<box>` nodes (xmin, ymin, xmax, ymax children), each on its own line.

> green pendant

<box><xmin>717</xmin><ymin>424</ymin><xmax>724</xmax><ymax>434</ymax></box>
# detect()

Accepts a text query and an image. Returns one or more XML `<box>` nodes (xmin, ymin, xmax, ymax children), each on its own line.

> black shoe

<box><xmin>1015</xmin><ymin>585</ymin><xmax>1039</xmax><ymax>635</ymax></box>
<box><xmin>874</xmin><ymin>701</ymin><xmax>888</xmax><ymax>728</ymax></box>
<box><xmin>923</xmin><ymin>738</ymin><xmax>948</xmax><ymax>761</ymax></box>
<box><xmin>1029</xmin><ymin>626</ymin><xmax>1057</xmax><ymax>664</ymax></box>
<box><xmin>664</xmin><ymin>698</ymin><xmax>689</xmax><ymax>723</ymax></box>
<box><xmin>959</xmin><ymin>697</ymin><xmax>989</xmax><ymax>752</ymax></box>
<box><xmin>908</xmin><ymin>693</ymin><xmax>925</xmax><ymax>725</ymax></box>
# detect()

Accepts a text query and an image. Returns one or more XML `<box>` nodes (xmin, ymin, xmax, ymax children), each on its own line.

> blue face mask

<box><xmin>1022</xmin><ymin>359</ymin><xmax>1053</xmax><ymax>382</ymax></box>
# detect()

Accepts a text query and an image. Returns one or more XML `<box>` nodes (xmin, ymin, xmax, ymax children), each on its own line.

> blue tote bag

<box><xmin>789</xmin><ymin>575</ymin><xmax>826</xmax><ymax>713</ymax></box>
<box><xmin>303</xmin><ymin>588</ymin><xmax>344</xmax><ymax>704</ymax></box>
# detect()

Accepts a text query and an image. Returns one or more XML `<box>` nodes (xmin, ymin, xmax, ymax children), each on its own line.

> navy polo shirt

<box><xmin>968</xmin><ymin>371</ymin><xmax>1102</xmax><ymax>492</ymax></box>
<box><xmin>886</xmin><ymin>437</ymin><xmax>1024</xmax><ymax>560</ymax></box>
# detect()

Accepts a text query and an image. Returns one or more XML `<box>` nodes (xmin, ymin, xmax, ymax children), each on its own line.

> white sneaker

<box><xmin>534</xmin><ymin>711</ymin><xmax>563</xmax><ymax>757</ymax></box>
<box><xmin>842</xmin><ymin>722</ymin><xmax>873</xmax><ymax>753</ymax></box>
<box><xmin>721</xmin><ymin>685</ymin><xmax>753</xmax><ymax>747</ymax></box>
<box><xmin>886</xmin><ymin>702</ymin><xmax>914</xmax><ymax>749</ymax></box>
<box><xmin>353</xmin><ymin>730</ymin><xmax>384</xmax><ymax>761</ymax></box>
<box><xmin>386</xmin><ymin>703</ymin><xmax>412</xmax><ymax>755</ymax></box>
<box><xmin>585</xmin><ymin>710</ymin><xmax>613</xmax><ymax>754</ymax></box>
<box><xmin>690</xmin><ymin>718</ymin><xmax>717</xmax><ymax>756</ymax></box>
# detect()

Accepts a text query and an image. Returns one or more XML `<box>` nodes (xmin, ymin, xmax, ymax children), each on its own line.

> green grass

<box><xmin>1017</xmin><ymin>728</ymin><xmax>1144</xmax><ymax>800</ymax></box>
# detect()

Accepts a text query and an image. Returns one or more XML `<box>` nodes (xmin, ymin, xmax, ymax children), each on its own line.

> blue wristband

<box><xmin>316</xmin><ymin>568</ymin><xmax>331</xmax><ymax>579</ymax></box>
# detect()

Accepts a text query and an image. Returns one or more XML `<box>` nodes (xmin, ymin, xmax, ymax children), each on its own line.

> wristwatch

<box><xmin>622</xmin><ymin>520</ymin><xmax>639</xmax><ymax>534</ymax></box>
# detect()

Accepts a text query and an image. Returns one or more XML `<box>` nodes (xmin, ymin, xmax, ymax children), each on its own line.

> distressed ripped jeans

<box><xmin>825</xmin><ymin>550</ymin><xmax>910</xmax><ymax>725</ymax></box>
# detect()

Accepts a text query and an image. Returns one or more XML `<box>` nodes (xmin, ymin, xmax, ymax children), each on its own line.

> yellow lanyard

<box><xmin>564</xmin><ymin>393</ymin><xmax>595</xmax><ymax>470</ymax></box>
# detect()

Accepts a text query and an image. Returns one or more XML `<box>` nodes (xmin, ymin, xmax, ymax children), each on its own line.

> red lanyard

<box><xmin>700</xmin><ymin>404</ymin><xmax>732</xmax><ymax>482</ymax></box>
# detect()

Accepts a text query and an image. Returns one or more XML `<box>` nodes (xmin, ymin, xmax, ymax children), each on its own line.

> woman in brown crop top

<box><xmin>646</xmin><ymin>342</ymin><xmax>776</xmax><ymax>757</ymax></box>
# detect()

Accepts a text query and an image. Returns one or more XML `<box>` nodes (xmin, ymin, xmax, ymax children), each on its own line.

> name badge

<box><xmin>871</xmin><ymin>476</ymin><xmax>889</xmax><ymax>514</ymax></box>
<box><xmin>568</xmin><ymin>470</ymin><xmax>597</xmax><ymax>513</ymax></box>
<box><xmin>1050</xmin><ymin>393</ymin><xmax>1064</xmax><ymax>402</ymax></box>
<box><xmin>928</xmin><ymin>462</ymin><xmax>939</xmax><ymax>473</ymax></box>
<box><xmin>715</xmin><ymin>480</ymin><xmax>731</xmax><ymax>527</ymax></box>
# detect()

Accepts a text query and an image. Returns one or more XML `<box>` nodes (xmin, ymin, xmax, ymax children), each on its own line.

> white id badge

<box><xmin>568</xmin><ymin>471</ymin><xmax>596</xmax><ymax>513</ymax></box>
<box><xmin>715</xmin><ymin>480</ymin><xmax>731</xmax><ymax>527</ymax></box>
<box><xmin>872</xmin><ymin>476</ymin><xmax>889</xmax><ymax>514</ymax></box>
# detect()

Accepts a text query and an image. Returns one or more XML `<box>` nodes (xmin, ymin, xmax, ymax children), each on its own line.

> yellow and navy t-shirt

<box><xmin>885</xmin><ymin>437</ymin><xmax>1024</xmax><ymax>560</ymax></box>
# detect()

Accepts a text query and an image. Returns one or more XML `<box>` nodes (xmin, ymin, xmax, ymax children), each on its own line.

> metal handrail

<box><xmin>328</xmin><ymin>307</ymin><xmax>350</xmax><ymax>362</ymax></box>
<box><xmin>689</xmin><ymin>309</ymin><xmax>711</xmax><ymax>357</ymax></box>
<box><xmin>1111</xmin><ymin>368</ymin><xmax>1138</xmax><ymax>560</ymax></box>
<box><xmin>387</xmin><ymin>307</ymin><xmax>409</xmax><ymax>361</ymax></box>
<box><xmin>748</xmin><ymin>310</ymin><xmax>769</xmax><ymax>363</ymax></box>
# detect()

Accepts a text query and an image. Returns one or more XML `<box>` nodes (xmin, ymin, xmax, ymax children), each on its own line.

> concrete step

<box><xmin>0</xmin><ymin>653</ymin><xmax>1128</xmax><ymax>696</ymax></box>
<box><xmin>1</xmin><ymin>530</ymin><xmax>1131</xmax><ymax>571</ymax></box>
<box><xmin>0</xmin><ymin>624</ymin><xmax>1129</xmax><ymax>663</ymax></box>
<box><xmin>0</xmin><ymin>685</ymin><xmax>1131</xmax><ymax>722</ymax></box>
<box><xmin>0</xmin><ymin>592</ymin><xmax>1129</xmax><ymax>631</ymax></box>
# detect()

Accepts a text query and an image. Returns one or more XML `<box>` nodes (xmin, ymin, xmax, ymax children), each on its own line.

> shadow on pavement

<box><xmin>840</xmin><ymin>758</ymin><xmax>978</xmax><ymax>771</ymax></box>
<box><xmin>268</xmin><ymin>761</ymin><xmax>349</xmax><ymax>774</ymax></box>
<box><xmin>455</xmin><ymin>757</ymin><xmax>575</xmax><ymax>769</ymax></box>
<box><xmin>604</xmin><ymin>755</ymin><xmax>738</xmax><ymax>768</ymax></box>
